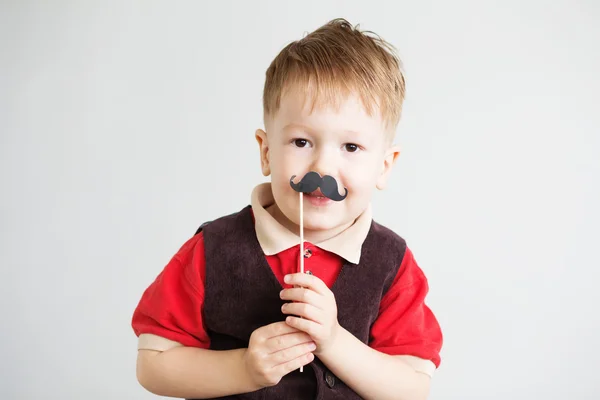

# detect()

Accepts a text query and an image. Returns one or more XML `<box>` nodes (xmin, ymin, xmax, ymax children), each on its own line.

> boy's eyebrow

<box><xmin>282</xmin><ymin>123</ymin><xmax>312</xmax><ymax>133</ymax></box>
<box><xmin>282</xmin><ymin>123</ymin><xmax>362</xmax><ymax>136</ymax></box>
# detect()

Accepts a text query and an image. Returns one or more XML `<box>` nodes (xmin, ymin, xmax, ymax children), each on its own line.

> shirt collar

<box><xmin>250</xmin><ymin>182</ymin><xmax>372</xmax><ymax>264</ymax></box>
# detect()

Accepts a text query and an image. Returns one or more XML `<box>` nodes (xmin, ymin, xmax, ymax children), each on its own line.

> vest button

<box><xmin>325</xmin><ymin>372</ymin><xmax>335</xmax><ymax>388</ymax></box>
<box><xmin>304</xmin><ymin>248</ymin><xmax>312</xmax><ymax>258</ymax></box>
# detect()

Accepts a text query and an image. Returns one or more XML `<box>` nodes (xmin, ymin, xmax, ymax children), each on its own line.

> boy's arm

<box><xmin>132</xmin><ymin>232</ymin><xmax>261</xmax><ymax>397</ymax></box>
<box><xmin>136</xmin><ymin>321</ymin><xmax>317</xmax><ymax>399</ymax></box>
<box><xmin>316</xmin><ymin>328</ymin><xmax>431</xmax><ymax>400</ymax></box>
<box><xmin>136</xmin><ymin>347</ymin><xmax>259</xmax><ymax>399</ymax></box>
<box><xmin>324</xmin><ymin>247</ymin><xmax>441</xmax><ymax>400</ymax></box>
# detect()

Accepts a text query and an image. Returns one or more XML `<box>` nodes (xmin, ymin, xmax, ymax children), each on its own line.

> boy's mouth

<box><xmin>304</xmin><ymin>189</ymin><xmax>333</xmax><ymax>206</ymax></box>
<box><xmin>307</xmin><ymin>189</ymin><xmax>325</xmax><ymax>198</ymax></box>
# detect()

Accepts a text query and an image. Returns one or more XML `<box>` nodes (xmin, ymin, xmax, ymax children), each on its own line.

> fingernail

<box><xmin>284</xmin><ymin>275</ymin><xmax>290</xmax><ymax>283</ymax></box>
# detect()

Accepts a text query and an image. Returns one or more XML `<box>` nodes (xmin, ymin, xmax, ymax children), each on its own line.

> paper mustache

<box><xmin>289</xmin><ymin>171</ymin><xmax>348</xmax><ymax>201</ymax></box>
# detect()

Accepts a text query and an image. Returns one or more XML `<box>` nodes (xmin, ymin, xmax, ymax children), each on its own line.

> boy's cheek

<box><xmin>271</xmin><ymin>152</ymin><xmax>299</xmax><ymax>173</ymax></box>
<box><xmin>343</xmin><ymin>171</ymin><xmax>375</xmax><ymax>193</ymax></box>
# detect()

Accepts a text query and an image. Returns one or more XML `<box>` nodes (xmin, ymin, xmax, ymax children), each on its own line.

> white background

<box><xmin>1</xmin><ymin>1</ymin><xmax>599</xmax><ymax>399</ymax></box>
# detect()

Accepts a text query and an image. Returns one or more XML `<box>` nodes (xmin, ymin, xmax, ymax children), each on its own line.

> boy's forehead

<box><xmin>272</xmin><ymin>89</ymin><xmax>386</xmax><ymax>134</ymax></box>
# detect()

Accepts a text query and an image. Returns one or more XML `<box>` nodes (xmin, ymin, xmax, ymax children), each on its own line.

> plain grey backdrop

<box><xmin>2</xmin><ymin>1</ymin><xmax>599</xmax><ymax>399</ymax></box>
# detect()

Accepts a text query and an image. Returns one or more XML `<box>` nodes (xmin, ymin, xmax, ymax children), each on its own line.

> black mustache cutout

<box><xmin>289</xmin><ymin>171</ymin><xmax>348</xmax><ymax>202</ymax></box>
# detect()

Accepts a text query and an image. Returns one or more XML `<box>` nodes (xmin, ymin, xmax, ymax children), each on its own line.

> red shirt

<box><xmin>132</xmin><ymin>227</ymin><xmax>443</xmax><ymax>368</ymax></box>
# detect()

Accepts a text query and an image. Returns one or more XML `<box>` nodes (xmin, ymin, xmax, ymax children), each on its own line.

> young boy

<box><xmin>132</xmin><ymin>18</ymin><xmax>443</xmax><ymax>400</ymax></box>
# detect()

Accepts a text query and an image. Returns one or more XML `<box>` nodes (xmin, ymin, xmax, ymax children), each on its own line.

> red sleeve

<box><xmin>369</xmin><ymin>247</ymin><xmax>443</xmax><ymax>367</ymax></box>
<box><xmin>131</xmin><ymin>232</ymin><xmax>210</xmax><ymax>348</ymax></box>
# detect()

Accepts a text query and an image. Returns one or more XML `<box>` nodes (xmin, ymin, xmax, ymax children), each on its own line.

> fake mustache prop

<box><xmin>289</xmin><ymin>171</ymin><xmax>348</xmax><ymax>201</ymax></box>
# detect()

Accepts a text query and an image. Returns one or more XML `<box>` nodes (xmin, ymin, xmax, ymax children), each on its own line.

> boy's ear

<box><xmin>255</xmin><ymin>129</ymin><xmax>271</xmax><ymax>176</ymax></box>
<box><xmin>376</xmin><ymin>144</ymin><xmax>401</xmax><ymax>190</ymax></box>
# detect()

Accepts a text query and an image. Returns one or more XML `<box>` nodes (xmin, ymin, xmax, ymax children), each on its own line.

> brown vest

<box><xmin>193</xmin><ymin>205</ymin><xmax>406</xmax><ymax>400</ymax></box>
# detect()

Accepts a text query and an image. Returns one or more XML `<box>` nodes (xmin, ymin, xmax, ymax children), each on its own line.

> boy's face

<box><xmin>256</xmin><ymin>90</ymin><xmax>400</xmax><ymax>236</ymax></box>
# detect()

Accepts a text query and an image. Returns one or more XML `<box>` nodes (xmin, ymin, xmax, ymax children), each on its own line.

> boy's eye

<box><xmin>294</xmin><ymin>139</ymin><xmax>309</xmax><ymax>148</ymax></box>
<box><xmin>344</xmin><ymin>143</ymin><xmax>359</xmax><ymax>152</ymax></box>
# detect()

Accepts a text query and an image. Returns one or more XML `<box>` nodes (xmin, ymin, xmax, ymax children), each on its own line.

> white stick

<box><xmin>299</xmin><ymin>191</ymin><xmax>304</xmax><ymax>372</ymax></box>
<box><xmin>299</xmin><ymin>192</ymin><xmax>304</xmax><ymax>274</ymax></box>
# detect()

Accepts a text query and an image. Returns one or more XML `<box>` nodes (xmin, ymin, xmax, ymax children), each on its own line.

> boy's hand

<box><xmin>243</xmin><ymin>321</ymin><xmax>316</xmax><ymax>389</ymax></box>
<box><xmin>280</xmin><ymin>273</ymin><xmax>341</xmax><ymax>356</ymax></box>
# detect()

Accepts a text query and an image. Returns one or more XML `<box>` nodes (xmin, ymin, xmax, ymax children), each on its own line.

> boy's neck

<box><xmin>266</xmin><ymin>203</ymin><xmax>354</xmax><ymax>244</ymax></box>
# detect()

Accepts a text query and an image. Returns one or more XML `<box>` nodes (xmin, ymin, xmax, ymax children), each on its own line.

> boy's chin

<box><xmin>301</xmin><ymin>215</ymin><xmax>345</xmax><ymax>232</ymax></box>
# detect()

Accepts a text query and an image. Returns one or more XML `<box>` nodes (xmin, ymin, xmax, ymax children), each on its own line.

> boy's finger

<box><xmin>266</xmin><ymin>332</ymin><xmax>313</xmax><ymax>353</ymax></box>
<box><xmin>279</xmin><ymin>287</ymin><xmax>322</xmax><ymax>308</ymax></box>
<box><xmin>283</xmin><ymin>273</ymin><xmax>329</xmax><ymax>295</ymax></box>
<box><xmin>282</xmin><ymin>302</ymin><xmax>324</xmax><ymax>323</ymax></box>
<box><xmin>271</xmin><ymin>341</ymin><xmax>316</xmax><ymax>366</ymax></box>
<box><xmin>285</xmin><ymin>315</ymin><xmax>320</xmax><ymax>338</ymax></box>
<box><xmin>260</xmin><ymin>321</ymin><xmax>301</xmax><ymax>339</ymax></box>
<box><xmin>275</xmin><ymin>350</ymin><xmax>315</xmax><ymax>376</ymax></box>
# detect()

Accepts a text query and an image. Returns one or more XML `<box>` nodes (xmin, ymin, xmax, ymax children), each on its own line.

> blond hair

<box><xmin>262</xmin><ymin>18</ymin><xmax>406</xmax><ymax>132</ymax></box>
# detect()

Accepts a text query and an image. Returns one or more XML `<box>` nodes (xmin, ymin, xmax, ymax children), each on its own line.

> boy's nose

<box><xmin>311</xmin><ymin>146</ymin><xmax>340</xmax><ymax>172</ymax></box>
<box><xmin>309</xmin><ymin>157</ymin><xmax>336</xmax><ymax>180</ymax></box>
